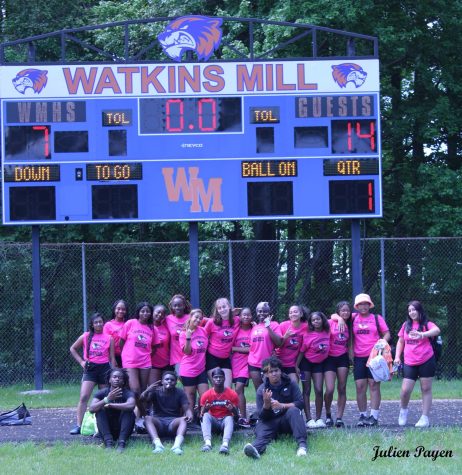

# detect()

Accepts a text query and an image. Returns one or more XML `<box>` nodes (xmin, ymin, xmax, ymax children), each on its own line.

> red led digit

<box><xmin>356</xmin><ymin>121</ymin><xmax>375</xmax><ymax>151</ymax></box>
<box><xmin>347</xmin><ymin>121</ymin><xmax>353</xmax><ymax>151</ymax></box>
<box><xmin>368</xmin><ymin>181</ymin><xmax>374</xmax><ymax>211</ymax></box>
<box><xmin>33</xmin><ymin>125</ymin><xmax>50</xmax><ymax>158</ymax></box>
<box><xmin>198</xmin><ymin>98</ymin><xmax>217</xmax><ymax>132</ymax></box>
<box><xmin>166</xmin><ymin>99</ymin><xmax>184</xmax><ymax>132</ymax></box>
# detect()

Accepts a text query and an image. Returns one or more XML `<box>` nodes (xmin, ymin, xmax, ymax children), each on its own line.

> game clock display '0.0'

<box><xmin>1</xmin><ymin>60</ymin><xmax>381</xmax><ymax>224</ymax></box>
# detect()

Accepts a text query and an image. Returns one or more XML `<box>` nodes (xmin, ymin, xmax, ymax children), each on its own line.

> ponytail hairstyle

<box><xmin>168</xmin><ymin>294</ymin><xmax>192</xmax><ymax>316</ymax></box>
<box><xmin>308</xmin><ymin>311</ymin><xmax>330</xmax><ymax>332</ymax></box>
<box><xmin>184</xmin><ymin>308</ymin><xmax>204</xmax><ymax>331</ymax></box>
<box><xmin>211</xmin><ymin>297</ymin><xmax>233</xmax><ymax>326</ymax></box>
<box><xmin>134</xmin><ymin>301</ymin><xmax>154</xmax><ymax>325</ymax></box>
<box><xmin>290</xmin><ymin>304</ymin><xmax>310</xmax><ymax>322</ymax></box>
<box><xmin>111</xmin><ymin>299</ymin><xmax>129</xmax><ymax>322</ymax></box>
<box><xmin>87</xmin><ymin>312</ymin><xmax>104</xmax><ymax>360</ymax></box>
<box><xmin>405</xmin><ymin>300</ymin><xmax>429</xmax><ymax>333</ymax></box>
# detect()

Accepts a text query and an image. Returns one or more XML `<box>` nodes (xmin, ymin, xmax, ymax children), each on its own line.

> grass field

<box><xmin>2</xmin><ymin>377</ymin><xmax>462</xmax><ymax>409</ymax></box>
<box><xmin>0</xmin><ymin>429</ymin><xmax>460</xmax><ymax>475</ymax></box>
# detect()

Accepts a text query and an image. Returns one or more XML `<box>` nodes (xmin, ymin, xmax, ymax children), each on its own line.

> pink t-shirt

<box><xmin>120</xmin><ymin>319</ymin><xmax>159</xmax><ymax>368</ymax></box>
<box><xmin>300</xmin><ymin>330</ymin><xmax>330</xmax><ymax>363</ymax></box>
<box><xmin>165</xmin><ymin>313</ymin><xmax>189</xmax><ymax>365</ymax></box>
<box><xmin>83</xmin><ymin>331</ymin><xmax>112</xmax><ymax>364</ymax></box>
<box><xmin>275</xmin><ymin>321</ymin><xmax>308</xmax><ymax>367</ymax></box>
<box><xmin>352</xmin><ymin>313</ymin><xmax>389</xmax><ymax>357</ymax></box>
<box><xmin>151</xmin><ymin>321</ymin><xmax>171</xmax><ymax>368</ymax></box>
<box><xmin>103</xmin><ymin>320</ymin><xmax>125</xmax><ymax>356</ymax></box>
<box><xmin>179</xmin><ymin>326</ymin><xmax>208</xmax><ymax>377</ymax></box>
<box><xmin>248</xmin><ymin>321</ymin><xmax>282</xmax><ymax>368</ymax></box>
<box><xmin>398</xmin><ymin>321</ymin><xmax>438</xmax><ymax>366</ymax></box>
<box><xmin>328</xmin><ymin>319</ymin><xmax>349</xmax><ymax>357</ymax></box>
<box><xmin>231</xmin><ymin>326</ymin><xmax>252</xmax><ymax>379</ymax></box>
<box><xmin>205</xmin><ymin>316</ymin><xmax>240</xmax><ymax>358</ymax></box>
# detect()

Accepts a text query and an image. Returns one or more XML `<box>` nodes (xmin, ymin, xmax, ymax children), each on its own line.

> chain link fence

<box><xmin>1</xmin><ymin>237</ymin><xmax>460</xmax><ymax>385</ymax></box>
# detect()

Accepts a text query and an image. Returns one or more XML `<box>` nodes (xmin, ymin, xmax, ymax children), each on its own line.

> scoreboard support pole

<box><xmin>351</xmin><ymin>219</ymin><xmax>363</xmax><ymax>298</ymax></box>
<box><xmin>189</xmin><ymin>222</ymin><xmax>200</xmax><ymax>308</ymax></box>
<box><xmin>32</xmin><ymin>225</ymin><xmax>43</xmax><ymax>390</ymax></box>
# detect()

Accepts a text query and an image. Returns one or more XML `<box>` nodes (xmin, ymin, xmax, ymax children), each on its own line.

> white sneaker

<box><xmin>315</xmin><ymin>418</ymin><xmax>326</xmax><ymax>428</ymax></box>
<box><xmin>171</xmin><ymin>446</ymin><xmax>183</xmax><ymax>455</ymax></box>
<box><xmin>296</xmin><ymin>447</ymin><xmax>307</xmax><ymax>457</ymax></box>
<box><xmin>398</xmin><ymin>409</ymin><xmax>408</xmax><ymax>426</ymax></box>
<box><xmin>306</xmin><ymin>419</ymin><xmax>317</xmax><ymax>429</ymax></box>
<box><xmin>415</xmin><ymin>415</ymin><xmax>429</xmax><ymax>428</ymax></box>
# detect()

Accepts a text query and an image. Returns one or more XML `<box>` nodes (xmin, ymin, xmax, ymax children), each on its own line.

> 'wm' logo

<box><xmin>162</xmin><ymin>167</ymin><xmax>223</xmax><ymax>212</ymax></box>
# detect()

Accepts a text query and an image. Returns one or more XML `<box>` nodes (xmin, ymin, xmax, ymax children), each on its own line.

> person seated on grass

<box><xmin>140</xmin><ymin>370</ymin><xmax>193</xmax><ymax>455</ymax></box>
<box><xmin>89</xmin><ymin>368</ymin><xmax>136</xmax><ymax>452</ymax></box>
<box><xmin>199</xmin><ymin>367</ymin><xmax>239</xmax><ymax>454</ymax></box>
<box><xmin>243</xmin><ymin>356</ymin><xmax>307</xmax><ymax>459</ymax></box>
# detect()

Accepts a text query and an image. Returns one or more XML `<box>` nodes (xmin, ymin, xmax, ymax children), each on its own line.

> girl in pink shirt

<box><xmin>205</xmin><ymin>297</ymin><xmax>240</xmax><ymax>387</ymax></box>
<box><xmin>120</xmin><ymin>302</ymin><xmax>158</xmax><ymax>418</ymax></box>
<box><xmin>324</xmin><ymin>301</ymin><xmax>352</xmax><ymax>428</ymax></box>
<box><xmin>69</xmin><ymin>312</ymin><xmax>116</xmax><ymax>434</ymax></box>
<box><xmin>351</xmin><ymin>293</ymin><xmax>390</xmax><ymax>427</ymax></box>
<box><xmin>103</xmin><ymin>299</ymin><xmax>129</xmax><ymax>367</ymax></box>
<box><xmin>296</xmin><ymin>311</ymin><xmax>330</xmax><ymax>428</ymax></box>
<box><xmin>276</xmin><ymin>304</ymin><xmax>309</xmax><ymax>383</ymax></box>
<box><xmin>165</xmin><ymin>294</ymin><xmax>191</xmax><ymax>367</ymax></box>
<box><xmin>149</xmin><ymin>304</ymin><xmax>172</xmax><ymax>384</ymax></box>
<box><xmin>231</xmin><ymin>307</ymin><xmax>253</xmax><ymax>425</ymax></box>
<box><xmin>248</xmin><ymin>301</ymin><xmax>282</xmax><ymax>391</ymax></box>
<box><xmin>179</xmin><ymin>308</ymin><xmax>209</xmax><ymax>412</ymax></box>
<box><xmin>394</xmin><ymin>300</ymin><xmax>441</xmax><ymax>428</ymax></box>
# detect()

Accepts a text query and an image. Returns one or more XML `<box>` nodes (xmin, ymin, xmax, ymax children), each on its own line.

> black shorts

<box><xmin>299</xmin><ymin>357</ymin><xmax>324</xmax><ymax>379</ymax></box>
<box><xmin>115</xmin><ymin>355</ymin><xmax>122</xmax><ymax>368</ymax></box>
<box><xmin>281</xmin><ymin>366</ymin><xmax>297</xmax><ymax>375</ymax></box>
<box><xmin>206</xmin><ymin>352</ymin><xmax>232</xmax><ymax>370</ymax></box>
<box><xmin>353</xmin><ymin>356</ymin><xmax>373</xmax><ymax>381</ymax></box>
<box><xmin>233</xmin><ymin>377</ymin><xmax>249</xmax><ymax>385</ymax></box>
<box><xmin>152</xmin><ymin>364</ymin><xmax>175</xmax><ymax>373</ymax></box>
<box><xmin>248</xmin><ymin>364</ymin><xmax>262</xmax><ymax>373</ymax></box>
<box><xmin>403</xmin><ymin>356</ymin><xmax>436</xmax><ymax>381</ymax></box>
<box><xmin>324</xmin><ymin>353</ymin><xmax>350</xmax><ymax>372</ymax></box>
<box><xmin>148</xmin><ymin>415</ymin><xmax>181</xmax><ymax>436</ymax></box>
<box><xmin>180</xmin><ymin>370</ymin><xmax>208</xmax><ymax>387</ymax></box>
<box><xmin>82</xmin><ymin>362</ymin><xmax>111</xmax><ymax>385</ymax></box>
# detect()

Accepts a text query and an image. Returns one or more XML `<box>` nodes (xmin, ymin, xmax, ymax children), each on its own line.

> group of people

<box><xmin>69</xmin><ymin>293</ymin><xmax>441</xmax><ymax>457</ymax></box>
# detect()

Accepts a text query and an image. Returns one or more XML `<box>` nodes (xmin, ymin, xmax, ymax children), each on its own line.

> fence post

<box><xmin>351</xmin><ymin>220</ymin><xmax>363</xmax><ymax>297</ymax></box>
<box><xmin>189</xmin><ymin>222</ymin><xmax>200</xmax><ymax>307</ymax></box>
<box><xmin>228</xmin><ymin>240</ymin><xmax>235</xmax><ymax>307</ymax></box>
<box><xmin>380</xmin><ymin>238</ymin><xmax>386</xmax><ymax>319</ymax></box>
<box><xmin>82</xmin><ymin>242</ymin><xmax>88</xmax><ymax>332</ymax></box>
<box><xmin>32</xmin><ymin>225</ymin><xmax>43</xmax><ymax>390</ymax></box>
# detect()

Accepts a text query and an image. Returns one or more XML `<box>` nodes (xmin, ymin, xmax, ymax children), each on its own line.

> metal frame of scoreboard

<box><xmin>1</xmin><ymin>18</ymin><xmax>381</xmax><ymax>226</ymax></box>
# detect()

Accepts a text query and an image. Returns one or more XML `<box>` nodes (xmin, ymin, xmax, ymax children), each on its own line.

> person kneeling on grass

<box><xmin>243</xmin><ymin>356</ymin><xmax>307</xmax><ymax>459</ymax></box>
<box><xmin>89</xmin><ymin>369</ymin><xmax>136</xmax><ymax>452</ymax></box>
<box><xmin>200</xmin><ymin>367</ymin><xmax>239</xmax><ymax>454</ymax></box>
<box><xmin>140</xmin><ymin>370</ymin><xmax>193</xmax><ymax>455</ymax></box>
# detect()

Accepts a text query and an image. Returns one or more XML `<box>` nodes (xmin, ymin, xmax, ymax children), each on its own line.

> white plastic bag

<box><xmin>368</xmin><ymin>354</ymin><xmax>390</xmax><ymax>382</ymax></box>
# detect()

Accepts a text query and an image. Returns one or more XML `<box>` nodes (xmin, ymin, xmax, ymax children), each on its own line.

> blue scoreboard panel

<box><xmin>1</xmin><ymin>60</ymin><xmax>381</xmax><ymax>224</ymax></box>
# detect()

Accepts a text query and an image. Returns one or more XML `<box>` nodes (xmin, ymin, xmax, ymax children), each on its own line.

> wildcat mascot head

<box><xmin>158</xmin><ymin>16</ymin><xmax>223</xmax><ymax>62</ymax></box>
<box><xmin>12</xmin><ymin>68</ymin><xmax>48</xmax><ymax>94</ymax></box>
<box><xmin>332</xmin><ymin>63</ymin><xmax>367</xmax><ymax>88</ymax></box>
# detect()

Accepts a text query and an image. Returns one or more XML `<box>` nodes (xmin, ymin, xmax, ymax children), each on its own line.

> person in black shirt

<box><xmin>141</xmin><ymin>370</ymin><xmax>193</xmax><ymax>455</ymax></box>
<box><xmin>89</xmin><ymin>369</ymin><xmax>136</xmax><ymax>452</ymax></box>
<box><xmin>243</xmin><ymin>356</ymin><xmax>307</xmax><ymax>459</ymax></box>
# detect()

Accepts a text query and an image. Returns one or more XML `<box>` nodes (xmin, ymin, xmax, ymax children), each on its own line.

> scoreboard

<box><xmin>1</xmin><ymin>59</ymin><xmax>381</xmax><ymax>224</ymax></box>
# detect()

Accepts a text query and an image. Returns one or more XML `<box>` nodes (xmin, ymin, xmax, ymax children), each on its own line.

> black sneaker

<box><xmin>116</xmin><ymin>441</ymin><xmax>126</xmax><ymax>453</ymax></box>
<box><xmin>364</xmin><ymin>415</ymin><xmax>378</xmax><ymax>427</ymax></box>
<box><xmin>357</xmin><ymin>414</ymin><xmax>368</xmax><ymax>427</ymax></box>
<box><xmin>244</xmin><ymin>443</ymin><xmax>261</xmax><ymax>459</ymax></box>
<box><xmin>69</xmin><ymin>425</ymin><xmax>81</xmax><ymax>435</ymax></box>
<box><xmin>325</xmin><ymin>417</ymin><xmax>334</xmax><ymax>427</ymax></box>
<box><xmin>335</xmin><ymin>418</ymin><xmax>345</xmax><ymax>428</ymax></box>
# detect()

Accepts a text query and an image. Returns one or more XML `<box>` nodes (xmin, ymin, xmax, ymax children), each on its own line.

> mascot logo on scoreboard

<box><xmin>158</xmin><ymin>15</ymin><xmax>223</xmax><ymax>62</ymax></box>
<box><xmin>12</xmin><ymin>68</ymin><xmax>48</xmax><ymax>94</ymax></box>
<box><xmin>332</xmin><ymin>63</ymin><xmax>367</xmax><ymax>88</ymax></box>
